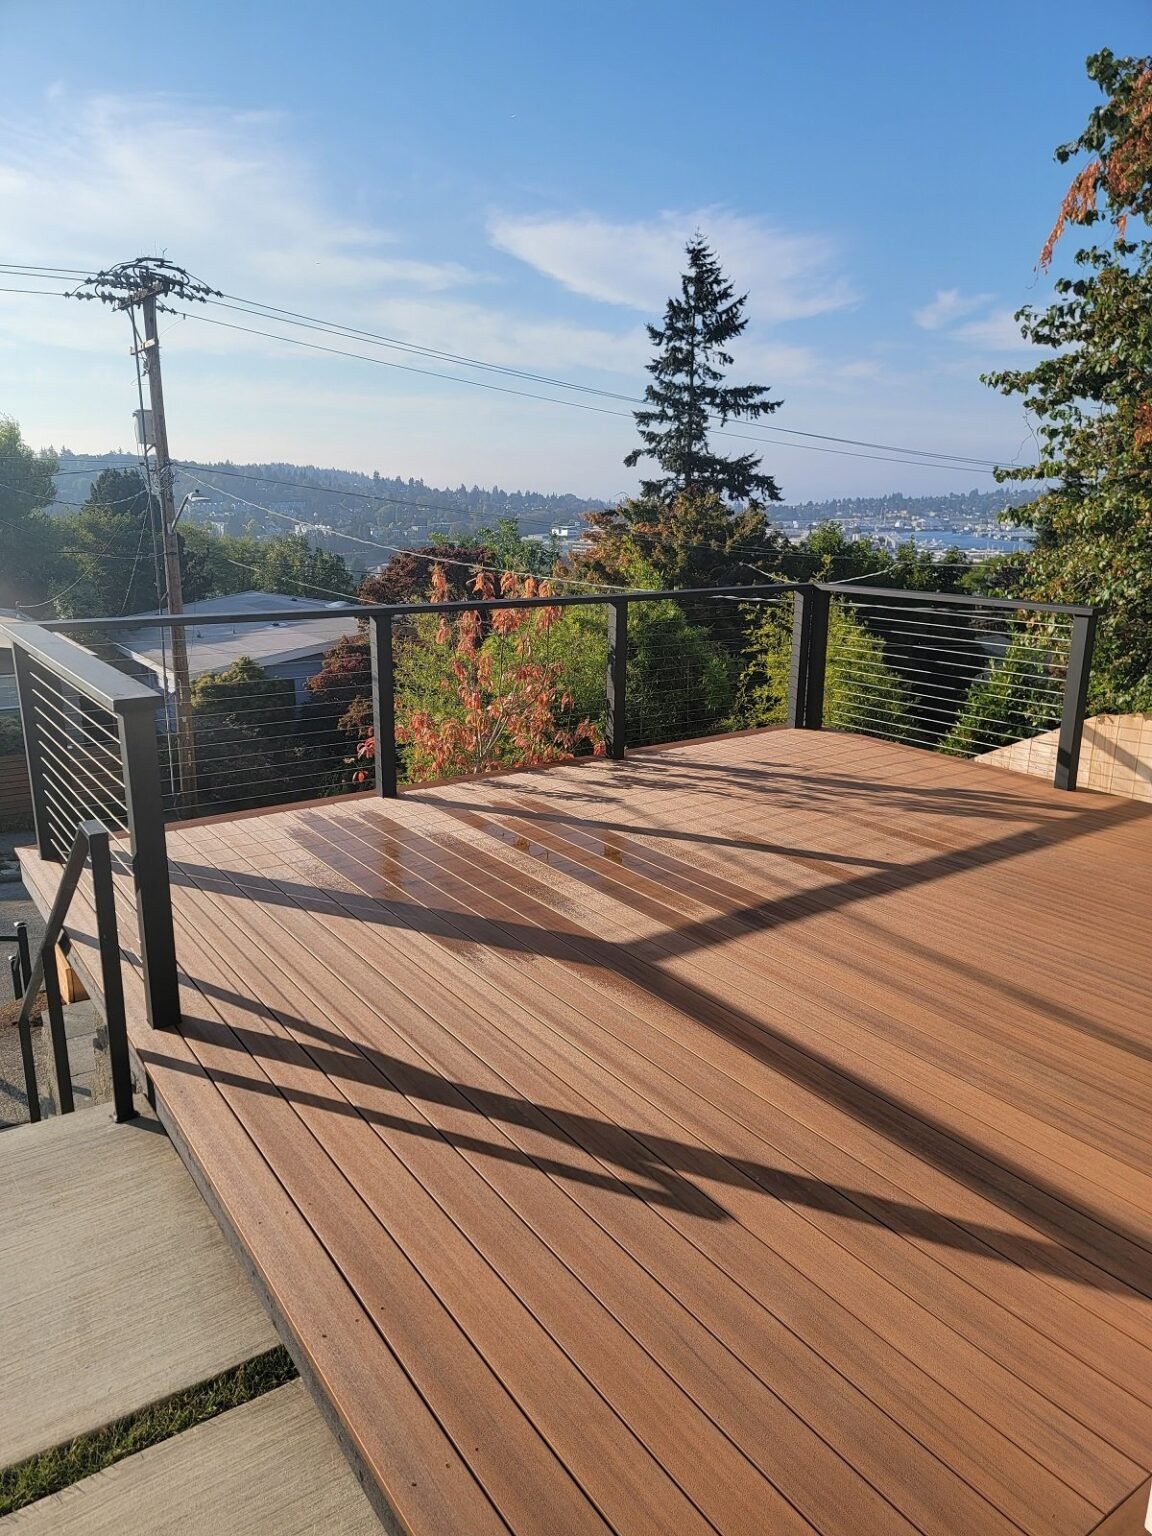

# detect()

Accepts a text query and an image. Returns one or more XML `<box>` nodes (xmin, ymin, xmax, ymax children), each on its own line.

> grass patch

<box><xmin>0</xmin><ymin>1345</ymin><xmax>297</xmax><ymax>1516</ymax></box>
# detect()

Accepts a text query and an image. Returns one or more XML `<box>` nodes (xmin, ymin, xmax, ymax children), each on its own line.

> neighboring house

<box><xmin>114</xmin><ymin>592</ymin><xmax>354</xmax><ymax>706</ymax></box>
<box><xmin>0</xmin><ymin>607</ymin><xmax>22</xmax><ymax>714</ymax></box>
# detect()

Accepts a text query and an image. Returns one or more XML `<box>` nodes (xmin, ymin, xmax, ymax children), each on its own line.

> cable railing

<box><xmin>1</xmin><ymin>621</ymin><xmax>181</xmax><ymax>1033</ymax></box>
<box><xmin>15</xmin><ymin>578</ymin><xmax>1097</xmax><ymax>849</ymax></box>
<box><xmin>40</xmin><ymin>585</ymin><xmax>801</xmax><ymax>810</ymax></box>
<box><xmin>816</xmin><ymin>584</ymin><xmax>1095</xmax><ymax>785</ymax></box>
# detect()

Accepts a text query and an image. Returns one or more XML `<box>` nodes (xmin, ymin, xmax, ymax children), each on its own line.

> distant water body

<box><xmin>871</xmin><ymin>528</ymin><xmax>1033</xmax><ymax>555</ymax></box>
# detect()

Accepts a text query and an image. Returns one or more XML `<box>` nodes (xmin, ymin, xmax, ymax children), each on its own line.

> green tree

<box><xmin>983</xmin><ymin>49</ymin><xmax>1152</xmax><ymax>711</ymax></box>
<box><xmin>0</xmin><ymin>418</ymin><xmax>61</xmax><ymax>611</ymax></box>
<box><xmin>581</xmin><ymin>490</ymin><xmax>787</xmax><ymax>591</ymax></box>
<box><xmin>548</xmin><ymin>553</ymin><xmax>738</xmax><ymax>745</ymax></box>
<box><xmin>471</xmin><ymin>517</ymin><xmax>558</xmax><ymax>577</ymax></box>
<box><xmin>179</xmin><ymin>528</ymin><xmax>354</xmax><ymax>604</ymax></box>
<box><xmin>53</xmin><ymin>470</ymin><xmax>157</xmax><ymax>620</ymax></box>
<box><xmin>190</xmin><ymin>656</ymin><xmax>303</xmax><ymax>810</ymax></box>
<box><xmin>625</xmin><ymin>236</ymin><xmax>782</xmax><ymax>504</ymax></box>
<box><xmin>778</xmin><ymin>521</ymin><xmax>971</xmax><ymax>591</ymax></box>
<box><xmin>940</xmin><ymin>636</ymin><xmax>1064</xmax><ymax>757</ymax></box>
<box><xmin>734</xmin><ymin>598</ymin><xmax>911</xmax><ymax>741</ymax></box>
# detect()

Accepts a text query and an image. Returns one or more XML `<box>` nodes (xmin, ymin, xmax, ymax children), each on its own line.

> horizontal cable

<box><xmin>836</xmin><ymin>691</ymin><xmax>1059</xmax><ymax>738</ymax></box>
<box><xmin>835</xmin><ymin>609</ymin><xmax>1072</xmax><ymax>645</ymax></box>
<box><xmin>829</xmin><ymin>660</ymin><xmax>1062</xmax><ymax>706</ymax></box>
<box><xmin>827</xmin><ymin>649</ymin><xmax>1066</xmax><ymax>690</ymax></box>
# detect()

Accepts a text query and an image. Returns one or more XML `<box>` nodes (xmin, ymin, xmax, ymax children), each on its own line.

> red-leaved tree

<box><xmin>356</xmin><ymin>564</ymin><xmax>601</xmax><ymax>783</ymax></box>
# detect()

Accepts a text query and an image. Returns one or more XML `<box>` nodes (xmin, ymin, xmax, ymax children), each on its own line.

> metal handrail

<box><xmin>33</xmin><ymin>581</ymin><xmax>803</xmax><ymax>632</ymax></box>
<box><xmin>3</xmin><ymin>620</ymin><xmax>181</xmax><ymax>1029</ymax></box>
<box><xmin>14</xmin><ymin>820</ymin><xmax>136</xmax><ymax>1124</ymax></box>
<box><xmin>817</xmin><ymin>581</ymin><xmax>1095</xmax><ymax>618</ymax></box>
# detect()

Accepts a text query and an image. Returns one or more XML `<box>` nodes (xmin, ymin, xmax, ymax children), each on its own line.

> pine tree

<box><xmin>624</xmin><ymin>236</ymin><xmax>782</xmax><ymax>505</ymax></box>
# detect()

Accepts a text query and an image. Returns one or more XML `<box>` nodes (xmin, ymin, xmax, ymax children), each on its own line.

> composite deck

<box><xmin>21</xmin><ymin>729</ymin><xmax>1152</xmax><ymax>1535</ymax></box>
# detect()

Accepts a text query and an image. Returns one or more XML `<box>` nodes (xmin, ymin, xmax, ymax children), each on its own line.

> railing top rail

<box><xmin>817</xmin><ymin>582</ymin><xmax>1096</xmax><ymax>619</ymax></box>
<box><xmin>0</xmin><ymin>621</ymin><xmax>165</xmax><ymax>713</ymax></box>
<box><xmin>35</xmin><ymin>582</ymin><xmax>804</xmax><ymax>633</ymax></box>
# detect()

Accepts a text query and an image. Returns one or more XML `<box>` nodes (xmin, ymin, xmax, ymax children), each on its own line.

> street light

<box><xmin>172</xmin><ymin>489</ymin><xmax>208</xmax><ymax>525</ymax></box>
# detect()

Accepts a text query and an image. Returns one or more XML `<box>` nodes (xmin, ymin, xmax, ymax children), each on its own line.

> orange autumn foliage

<box><xmin>358</xmin><ymin>563</ymin><xmax>601</xmax><ymax>783</ymax></box>
<box><xmin>1041</xmin><ymin>64</ymin><xmax>1152</xmax><ymax>268</ymax></box>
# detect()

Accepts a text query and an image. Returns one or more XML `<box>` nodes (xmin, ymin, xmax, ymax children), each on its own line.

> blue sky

<box><xmin>0</xmin><ymin>0</ymin><xmax>1147</xmax><ymax>501</ymax></box>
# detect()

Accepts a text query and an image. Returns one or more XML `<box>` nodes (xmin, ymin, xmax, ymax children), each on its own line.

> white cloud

<box><xmin>914</xmin><ymin>288</ymin><xmax>995</xmax><ymax>331</ymax></box>
<box><xmin>949</xmin><ymin>309</ymin><xmax>1031</xmax><ymax>351</ymax></box>
<box><xmin>0</xmin><ymin>93</ymin><xmax>477</xmax><ymax>301</ymax></box>
<box><xmin>488</xmin><ymin>209</ymin><xmax>856</xmax><ymax>322</ymax></box>
<box><xmin>0</xmin><ymin>90</ymin><xmax>1029</xmax><ymax>502</ymax></box>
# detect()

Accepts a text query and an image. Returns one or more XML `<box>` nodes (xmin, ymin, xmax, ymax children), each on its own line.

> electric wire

<box><xmin>207</xmin><ymin>291</ymin><xmax>1010</xmax><ymax>470</ymax></box>
<box><xmin>176</xmin><ymin>308</ymin><xmax>1003</xmax><ymax>477</ymax></box>
<box><xmin>3</xmin><ymin>257</ymin><xmax>1021</xmax><ymax>472</ymax></box>
<box><xmin>183</xmin><ymin>473</ymin><xmax>628</xmax><ymax>593</ymax></box>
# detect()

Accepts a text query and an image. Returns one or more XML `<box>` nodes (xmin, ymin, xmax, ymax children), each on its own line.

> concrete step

<box><xmin>0</xmin><ymin>1104</ymin><xmax>278</xmax><ymax>1469</ymax></box>
<box><xmin>0</xmin><ymin>1381</ymin><xmax>381</xmax><ymax>1533</ymax></box>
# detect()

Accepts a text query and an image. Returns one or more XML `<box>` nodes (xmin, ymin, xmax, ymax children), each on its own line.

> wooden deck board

<box><xmin>21</xmin><ymin>729</ymin><xmax>1152</xmax><ymax>1536</ymax></box>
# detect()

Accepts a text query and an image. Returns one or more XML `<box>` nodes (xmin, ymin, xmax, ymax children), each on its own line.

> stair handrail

<box><xmin>15</xmin><ymin>820</ymin><xmax>136</xmax><ymax>1125</ymax></box>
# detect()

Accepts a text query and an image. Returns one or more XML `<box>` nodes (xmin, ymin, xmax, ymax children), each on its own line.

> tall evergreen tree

<box><xmin>624</xmin><ymin>236</ymin><xmax>782</xmax><ymax>504</ymax></box>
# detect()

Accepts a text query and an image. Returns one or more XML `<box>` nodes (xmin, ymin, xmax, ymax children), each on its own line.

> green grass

<box><xmin>0</xmin><ymin>1346</ymin><xmax>297</xmax><ymax>1516</ymax></box>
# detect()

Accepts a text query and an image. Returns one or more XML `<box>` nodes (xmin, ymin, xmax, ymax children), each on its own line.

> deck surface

<box><xmin>22</xmin><ymin>729</ymin><xmax>1152</xmax><ymax>1535</ymax></box>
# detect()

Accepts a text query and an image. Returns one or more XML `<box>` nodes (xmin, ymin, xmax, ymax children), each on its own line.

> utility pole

<box><xmin>137</xmin><ymin>292</ymin><xmax>196</xmax><ymax>810</ymax></box>
<box><xmin>72</xmin><ymin>259</ymin><xmax>220</xmax><ymax>814</ymax></box>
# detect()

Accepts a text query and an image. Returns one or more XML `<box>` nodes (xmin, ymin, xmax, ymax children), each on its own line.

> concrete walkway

<box><xmin>0</xmin><ymin>1381</ymin><xmax>381</xmax><ymax>1533</ymax></box>
<box><xmin>0</xmin><ymin>1104</ymin><xmax>278</xmax><ymax>1467</ymax></box>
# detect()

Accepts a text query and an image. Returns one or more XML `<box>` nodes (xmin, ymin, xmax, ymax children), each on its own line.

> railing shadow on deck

<box><xmin>158</xmin><ymin>781</ymin><xmax>1152</xmax><ymax>1300</ymax></box>
<box><xmin>141</xmin><ymin>986</ymin><xmax>1134</xmax><ymax>1293</ymax></box>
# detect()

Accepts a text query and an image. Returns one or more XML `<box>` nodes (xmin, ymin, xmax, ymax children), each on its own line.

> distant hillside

<box><xmin>51</xmin><ymin>452</ymin><xmax>605</xmax><ymax>534</ymax></box>
<box><xmin>780</xmin><ymin>488</ymin><xmax>1037</xmax><ymax>526</ymax></box>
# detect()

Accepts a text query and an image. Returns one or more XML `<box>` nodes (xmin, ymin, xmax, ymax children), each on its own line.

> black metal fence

<box><xmin>9</xmin><ymin>580</ymin><xmax>1098</xmax><ymax>822</ymax></box>
<box><xmin>36</xmin><ymin>584</ymin><xmax>800</xmax><ymax>811</ymax></box>
<box><xmin>0</xmin><ymin>622</ymin><xmax>181</xmax><ymax>1033</ymax></box>
<box><xmin>812</xmin><ymin>585</ymin><xmax>1095</xmax><ymax>789</ymax></box>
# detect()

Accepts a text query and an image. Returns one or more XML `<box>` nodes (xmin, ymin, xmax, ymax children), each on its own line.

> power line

<box><xmin>4</xmin><ymin>258</ymin><xmax>1015</xmax><ymax>473</ymax></box>
<box><xmin>0</xmin><ymin>262</ymin><xmax>91</xmax><ymax>277</ymax></box>
<box><xmin>183</xmin><ymin>459</ymin><xmax>1020</xmax><ymax>571</ymax></box>
<box><xmin>183</xmin><ymin>468</ymin><xmax>989</xmax><ymax>588</ymax></box>
<box><xmin>183</xmin><ymin>473</ymin><xmax>627</xmax><ymax>592</ymax></box>
<box><xmin>177</xmin><ymin>307</ymin><xmax>1001</xmax><ymax>477</ymax></box>
<box><xmin>0</xmin><ymin>475</ymin><xmax>151</xmax><ymax>509</ymax></box>
<box><xmin>207</xmin><ymin>291</ymin><xmax>1007</xmax><ymax>470</ymax></box>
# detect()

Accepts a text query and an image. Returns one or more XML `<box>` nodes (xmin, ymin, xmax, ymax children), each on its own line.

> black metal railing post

<box><xmin>42</xmin><ymin>946</ymin><xmax>75</xmax><ymax>1115</ymax></box>
<box><xmin>369</xmin><ymin>612</ymin><xmax>398</xmax><ymax>798</ymax></box>
<box><xmin>88</xmin><ymin>824</ymin><xmax>137</xmax><ymax>1122</ymax></box>
<box><xmin>15</xmin><ymin>921</ymin><xmax>31</xmax><ymax>991</ymax></box>
<box><xmin>606</xmin><ymin>599</ymin><xmax>628</xmax><ymax>760</ymax></box>
<box><xmin>118</xmin><ymin>702</ymin><xmax>181</xmax><ymax>1029</ymax></box>
<box><xmin>12</xmin><ymin>649</ymin><xmax>57</xmax><ymax>860</ymax></box>
<box><xmin>788</xmin><ymin>584</ymin><xmax>830</xmax><ymax>730</ymax></box>
<box><xmin>1055</xmin><ymin>609</ymin><xmax>1097</xmax><ymax>792</ymax></box>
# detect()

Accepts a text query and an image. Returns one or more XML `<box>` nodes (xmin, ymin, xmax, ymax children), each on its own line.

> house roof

<box><xmin>116</xmin><ymin>591</ymin><xmax>355</xmax><ymax>684</ymax></box>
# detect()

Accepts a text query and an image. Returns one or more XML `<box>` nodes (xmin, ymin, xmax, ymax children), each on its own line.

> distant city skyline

<box><xmin>1</xmin><ymin>0</ymin><xmax>1147</xmax><ymax>500</ymax></box>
